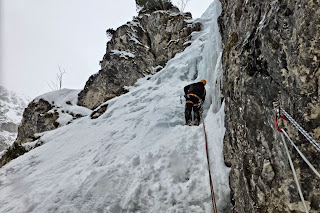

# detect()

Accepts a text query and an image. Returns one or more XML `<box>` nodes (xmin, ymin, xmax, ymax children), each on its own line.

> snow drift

<box><xmin>0</xmin><ymin>1</ymin><xmax>231</xmax><ymax>212</ymax></box>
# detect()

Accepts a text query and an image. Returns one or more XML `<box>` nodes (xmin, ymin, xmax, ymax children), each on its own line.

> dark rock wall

<box><xmin>78</xmin><ymin>9</ymin><xmax>201</xmax><ymax>109</ymax></box>
<box><xmin>16</xmin><ymin>99</ymin><xmax>59</xmax><ymax>143</ymax></box>
<box><xmin>219</xmin><ymin>0</ymin><xmax>320</xmax><ymax>212</ymax></box>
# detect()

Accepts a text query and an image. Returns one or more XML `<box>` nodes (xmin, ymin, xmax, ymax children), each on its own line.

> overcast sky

<box><xmin>0</xmin><ymin>0</ymin><xmax>213</xmax><ymax>99</ymax></box>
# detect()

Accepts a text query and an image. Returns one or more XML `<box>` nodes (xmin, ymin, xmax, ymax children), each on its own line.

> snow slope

<box><xmin>0</xmin><ymin>1</ymin><xmax>231</xmax><ymax>212</ymax></box>
<box><xmin>0</xmin><ymin>86</ymin><xmax>29</xmax><ymax>151</ymax></box>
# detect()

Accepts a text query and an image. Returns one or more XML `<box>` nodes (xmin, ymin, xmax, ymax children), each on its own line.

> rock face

<box><xmin>16</xmin><ymin>99</ymin><xmax>59</xmax><ymax>144</ymax></box>
<box><xmin>0</xmin><ymin>86</ymin><xmax>28</xmax><ymax>151</ymax></box>
<box><xmin>78</xmin><ymin>8</ymin><xmax>201</xmax><ymax>109</ymax></box>
<box><xmin>219</xmin><ymin>0</ymin><xmax>320</xmax><ymax>212</ymax></box>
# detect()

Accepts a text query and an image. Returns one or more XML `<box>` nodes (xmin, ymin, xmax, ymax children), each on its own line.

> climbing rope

<box><xmin>279</xmin><ymin>132</ymin><xmax>309</xmax><ymax>213</ymax></box>
<box><xmin>275</xmin><ymin>108</ymin><xmax>320</xmax><ymax>179</ymax></box>
<box><xmin>202</xmin><ymin>116</ymin><xmax>218</xmax><ymax>213</ymax></box>
<box><xmin>274</xmin><ymin>107</ymin><xmax>320</xmax><ymax>213</ymax></box>
<box><xmin>281</xmin><ymin>129</ymin><xmax>320</xmax><ymax>180</ymax></box>
<box><xmin>280</xmin><ymin>107</ymin><xmax>320</xmax><ymax>152</ymax></box>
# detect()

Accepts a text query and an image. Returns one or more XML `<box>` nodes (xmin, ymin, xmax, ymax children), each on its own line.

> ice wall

<box><xmin>198</xmin><ymin>1</ymin><xmax>232</xmax><ymax>211</ymax></box>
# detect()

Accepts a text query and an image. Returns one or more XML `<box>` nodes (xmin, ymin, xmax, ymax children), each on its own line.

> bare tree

<box><xmin>177</xmin><ymin>0</ymin><xmax>192</xmax><ymax>12</ymax></box>
<box><xmin>48</xmin><ymin>66</ymin><xmax>66</xmax><ymax>90</ymax></box>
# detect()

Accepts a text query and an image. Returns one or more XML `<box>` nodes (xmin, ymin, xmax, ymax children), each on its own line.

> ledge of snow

<box><xmin>111</xmin><ymin>50</ymin><xmax>136</xmax><ymax>59</ymax></box>
<box><xmin>35</xmin><ymin>89</ymin><xmax>92</xmax><ymax>127</ymax></box>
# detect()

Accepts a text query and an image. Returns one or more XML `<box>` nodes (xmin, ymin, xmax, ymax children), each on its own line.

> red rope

<box><xmin>203</xmin><ymin>119</ymin><xmax>218</xmax><ymax>213</ymax></box>
<box><xmin>274</xmin><ymin>115</ymin><xmax>288</xmax><ymax>132</ymax></box>
<box><xmin>274</xmin><ymin>116</ymin><xmax>282</xmax><ymax>132</ymax></box>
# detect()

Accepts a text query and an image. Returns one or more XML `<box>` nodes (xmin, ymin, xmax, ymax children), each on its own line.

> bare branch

<box><xmin>47</xmin><ymin>66</ymin><xmax>67</xmax><ymax>91</ymax></box>
<box><xmin>57</xmin><ymin>66</ymin><xmax>66</xmax><ymax>89</ymax></box>
<box><xmin>177</xmin><ymin>0</ymin><xmax>192</xmax><ymax>12</ymax></box>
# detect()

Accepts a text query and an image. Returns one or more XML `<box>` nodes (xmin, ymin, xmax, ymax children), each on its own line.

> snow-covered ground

<box><xmin>0</xmin><ymin>1</ymin><xmax>231</xmax><ymax>212</ymax></box>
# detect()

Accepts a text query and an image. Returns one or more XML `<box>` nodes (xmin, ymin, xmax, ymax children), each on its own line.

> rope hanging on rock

<box><xmin>274</xmin><ymin>115</ymin><xmax>288</xmax><ymax>132</ymax></box>
<box><xmin>279</xmin><ymin>132</ymin><xmax>309</xmax><ymax>213</ymax></box>
<box><xmin>273</xmin><ymin>106</ymin><xmax>320</xmax><ymax>213</ymax></box>
<box><xmin>281</xmin><ymin>129</ymin><xmax>320</xmax><ymax>180</ymax></box>
<box><xmin>280</xmin><ymin>107</ymin><xmax>320</xmax><ymax>152</ymax></box>
<box><xmin>274</xmin><ymin>110</ymin><xmax>320</xmax><ymax>180</ymax></box>
<box><xmin>202</xmin><ymin>115</ymin><xmax>218</xmax><ymax>213</ymax></box>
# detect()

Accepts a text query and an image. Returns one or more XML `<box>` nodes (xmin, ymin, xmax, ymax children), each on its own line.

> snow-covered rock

<box><xmin>0</xmin><ymin>86</ymin><xmax>29</xmax><ymax>151</ymax></box>
<box><xmin>0</xmin><ymin>1</ymin><xmax>231</xmax><ymax>212</ymax></box>
<box><xmin>16</xmin><ymin>89</ymin><xmax>92</xmax><ymax>144</ymax></box>
<box><xmin>77</xmin><ymin>8</ymin><xmax>201</xmax><ymax>110</ymax></box>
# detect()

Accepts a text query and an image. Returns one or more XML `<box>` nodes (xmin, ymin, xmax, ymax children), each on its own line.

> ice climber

<box><xmin>184</xmin><ymin>79</ymin><xmax>206</xmax><ymax>126</ymax></box>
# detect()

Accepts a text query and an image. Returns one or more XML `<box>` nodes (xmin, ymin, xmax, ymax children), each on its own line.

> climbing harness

<box><xmin>187</xmin><ymin>93</ymin><xmax>201</xmax><ymax>100</ymax></box>
<box><xmin>275</xmin><ymin>107</ymin><xmax>320</xmax><ymax>213</ymax></box>
<box><xmin>202</xmin><ymin>113</ymin><xmax>218</xmax><ymax>213</ymax></box>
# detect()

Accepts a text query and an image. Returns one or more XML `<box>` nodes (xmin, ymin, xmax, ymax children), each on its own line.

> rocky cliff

<box><xmin>12</xmin><ymin>8</ymin><xmax>201</xmax><ymax>146</ymax></box>
<box><xmin>78</xmin><ymin>8</ymin><xmax>201</xmax><ymax>109</ymax></box>
<box><xmin>219</xmin><ymin>0</ymin><xmax>320</xmax><ymax>212</ymax></box>
<box><xmin>1</xmin><ymin>89</ymin><xmax>91</xmax><ymax>167</ymax></box>
<box><xmin>16</xmin><ymin>89</ymin><xmax>91</xmax><ymax>144</ymax></box>
<box><xmin>0</xmin><ymin>86</ymin><xmax>28</xmax><ymax>151</ymax></box>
